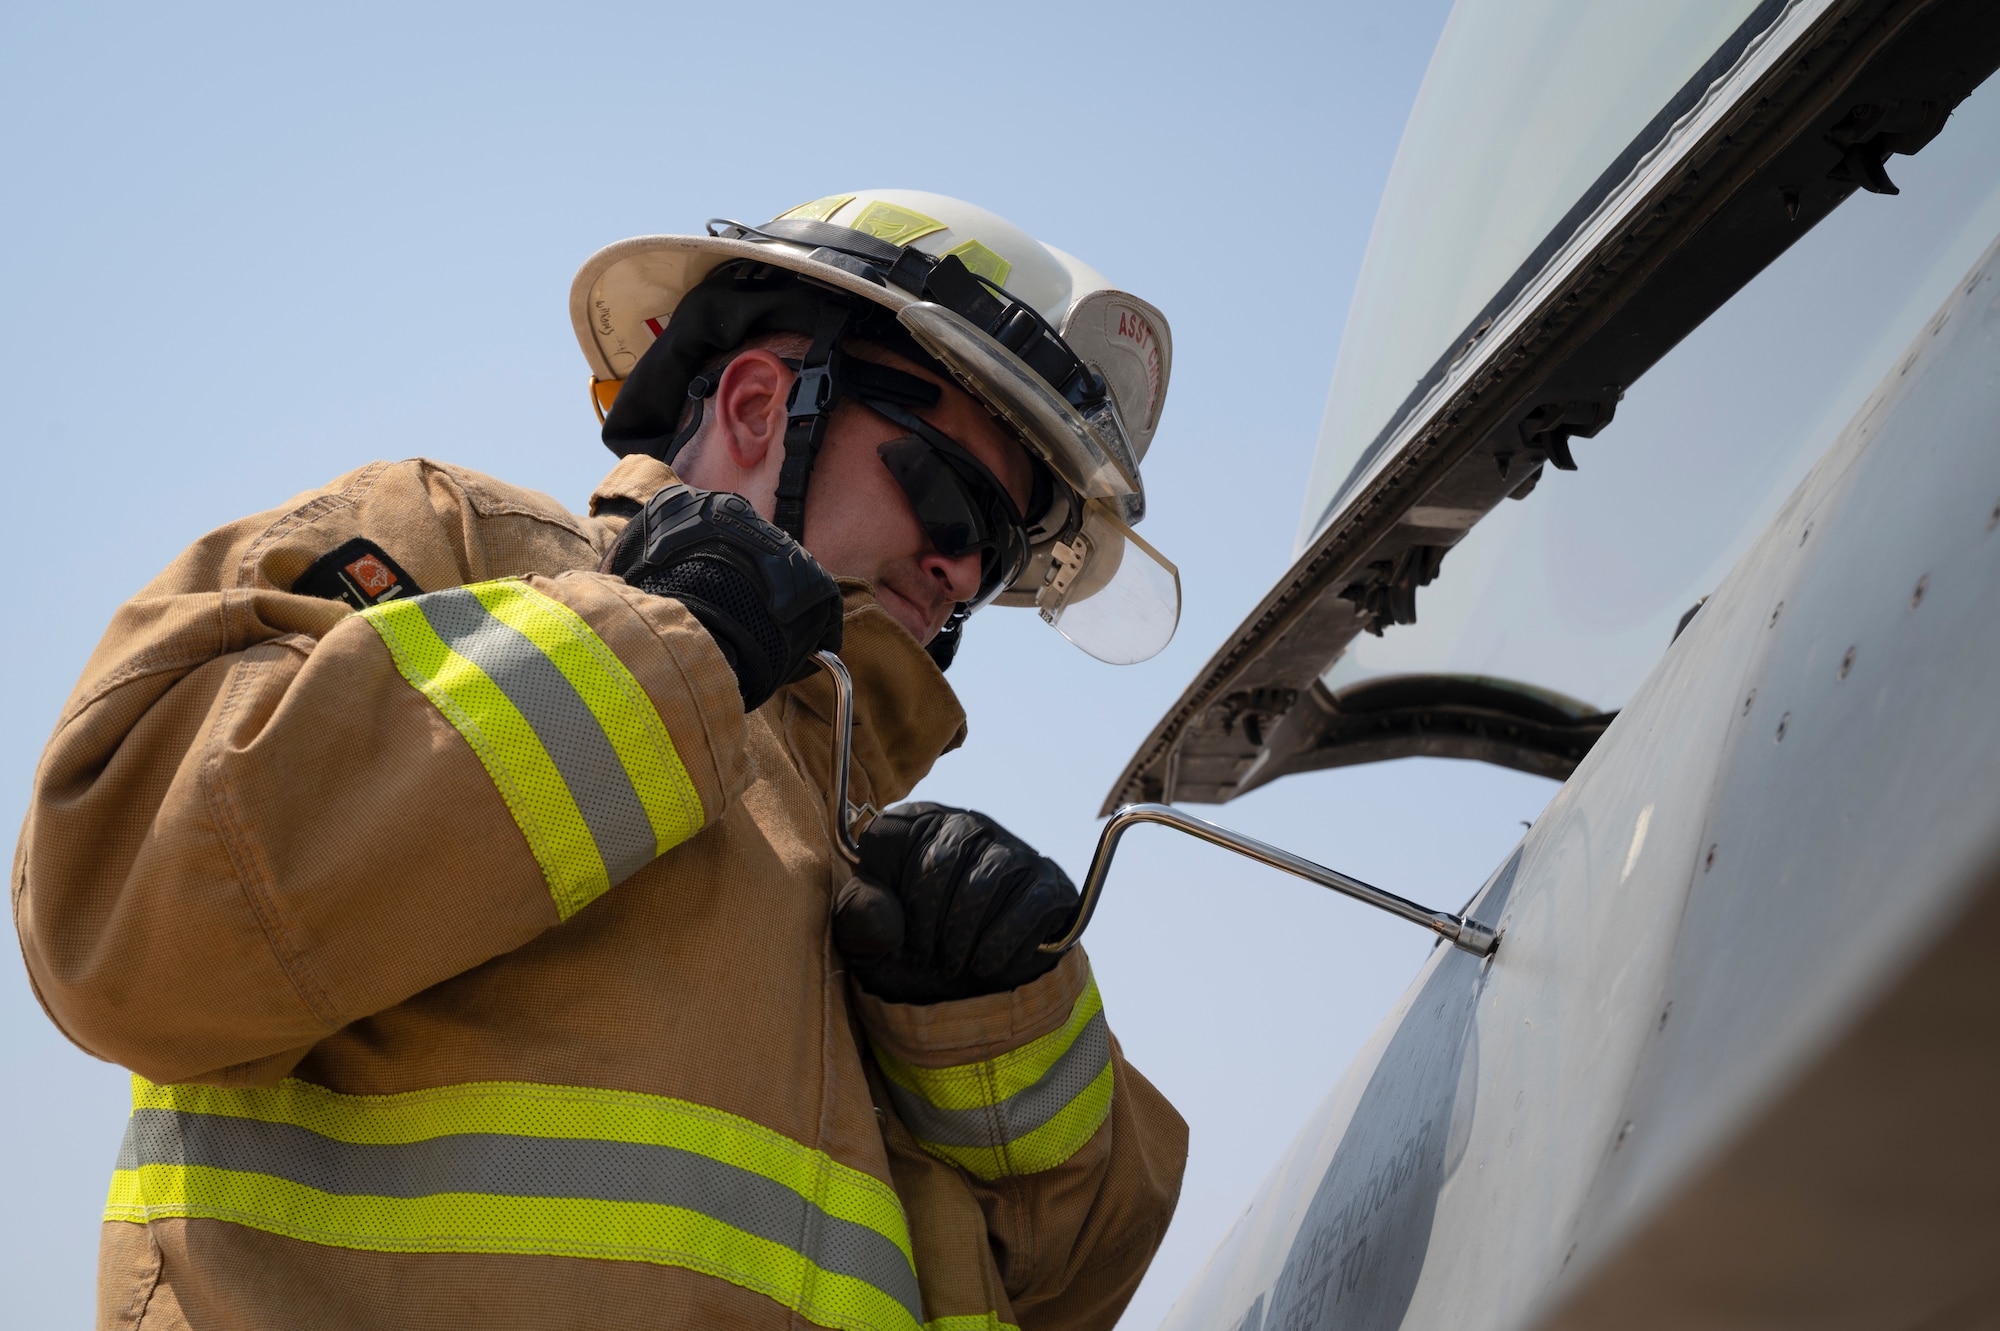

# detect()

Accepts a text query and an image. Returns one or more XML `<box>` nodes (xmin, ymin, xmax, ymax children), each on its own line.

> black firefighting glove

<box><xmin>607</xmin><ymin>484</ymin><xmax>844</xmax><ymax>712</ymax></box>
<box><xmin>834</xmin><ymin>803</ymin><xmax>1078</xmax><ymax>1004</ymax></box>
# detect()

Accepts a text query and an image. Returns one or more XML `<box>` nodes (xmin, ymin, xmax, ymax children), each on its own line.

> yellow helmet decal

<box><xmin>943</xmin><ymin>239</ymin><xmax>1012</xmax><ymax>288</ymax></box>
<box><xmin>778</xmin><ymin>194</ymin><xmax>855</xmax><ymax>223</ymax></box>
<box><xmin>850</xmin><ymin>200</ymin><xmax>947</xmax><ymax>247</ymax></box>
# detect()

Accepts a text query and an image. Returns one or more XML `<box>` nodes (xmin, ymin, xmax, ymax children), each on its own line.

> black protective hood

<box><xmin>600</xmin><ymin>261</ymin><xmax>945</xmax><ymax>463</ymax></box>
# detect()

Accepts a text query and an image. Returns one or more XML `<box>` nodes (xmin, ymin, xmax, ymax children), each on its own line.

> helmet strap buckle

<box><xmin>771</xmin><ymin>302</ymin><xmax>852</xmax><ymax>541</ymax></box>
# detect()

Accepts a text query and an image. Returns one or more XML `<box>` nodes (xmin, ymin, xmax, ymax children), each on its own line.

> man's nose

<box><xmin>922</xmin><ymin>549</ymin><xmax>984</xmax><ymax>606</ymax></box>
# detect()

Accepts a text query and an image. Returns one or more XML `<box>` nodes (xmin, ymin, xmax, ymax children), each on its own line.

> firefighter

<box><xmin>17</xmin><ymin>190</ymin><xmax>1187</xmax><ymax>1330</ymax></box>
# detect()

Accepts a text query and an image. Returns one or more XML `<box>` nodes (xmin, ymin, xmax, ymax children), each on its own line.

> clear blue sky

<box><xmin>0</xmin><ymin>3</ymin><xmax>1555</xmax><ymax>1325</ymax></box>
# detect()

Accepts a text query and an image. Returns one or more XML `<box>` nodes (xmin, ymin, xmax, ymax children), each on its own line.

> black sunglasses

<box><xmin>858</xmin><ymin>396</ymin><xmax>1032</xmax><ymax>611</ymax></box>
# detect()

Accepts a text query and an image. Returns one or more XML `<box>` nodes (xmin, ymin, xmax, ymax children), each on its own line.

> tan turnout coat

<box><xmin>13</xmin><ymin>455</ymin><xmax>1186</xmax><ymax>1330</ymax></box>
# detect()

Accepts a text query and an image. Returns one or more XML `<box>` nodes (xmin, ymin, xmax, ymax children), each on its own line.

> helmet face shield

<box><xmin>1034</xmin><ymin>500</ymin><xmax>1181</xmax><ymax>665</ymax></box>
<box><xmin>896</xmin><ymin>300</ymin><xmax>1144</xmax><ymax>513</ymax></box>
<box><xmin>880</xmin><ymin>301</ymin><xmax>1181</xmax><ymax>659</ymax></box>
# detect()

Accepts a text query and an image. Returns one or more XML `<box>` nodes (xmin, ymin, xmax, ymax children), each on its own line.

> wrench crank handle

<box><xmin>1039</xmin><ymin>803</ymin><xmax>1501</xmax><ymax>958</ymax></box>
<box><xmin>813</xmin><ymin>650</ymin><xmax>870</xmax><ymax>866</ymax></box>
<box><xmin>810</xmin><ymin>657</ymin><xmax>1495</xmax><ymax>957</ymax></box>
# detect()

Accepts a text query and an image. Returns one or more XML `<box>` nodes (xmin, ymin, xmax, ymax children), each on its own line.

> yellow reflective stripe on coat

<box><xmin>106</xmin><ymin>1076</ymin><xmax>921</xmax><ymax>1331</ymax></box>
<box><xmin>872</xmin><ymin>973</ymin><xmax>1114</xmax><ymax>1181</ymax></box>
<box><xmin>925</xmin><ymin>1316</ymin><xmax>1020</xmax><ymax>1331</ymax></box>
<box><xmin>358</xmin><ymin>579</ymin><xmax>704</xmax><ymax>918</ymax></box>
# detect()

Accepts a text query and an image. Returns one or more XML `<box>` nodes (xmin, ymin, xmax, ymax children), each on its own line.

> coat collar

<box><xmin>590</xmin><ymin>460</ymin><xmax>967</xmax><ymax>807</ymax></box>
<box><xmin>813</xmin><ymin>581</ymin><xmax>967</xmax><ymax>807</ymax></box>
<box><xmin>589</xmin><ymin>454</ymin><xmax>675</xmax><ymax>516</ymax></box>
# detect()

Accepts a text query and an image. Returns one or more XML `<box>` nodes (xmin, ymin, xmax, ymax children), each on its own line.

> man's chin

<box><xmin>875</xmin><ymin>586</ymin><xmax>938</xmax><ymax>646</ymax></box>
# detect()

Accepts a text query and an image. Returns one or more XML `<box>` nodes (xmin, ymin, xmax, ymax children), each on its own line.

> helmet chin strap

<box><xmin>772</xmin><ymin>302</ymin><xmax>852</xmax><ymax>542</ymax></box>
<box><xmin>927</xmin><ymin>605</ymin><xmax>968</xmax><ymax>672</ymax></box>
<box><xmin>769</xmin><ymin>314</ymin><xmax>954</xmax><ymax>545</ymax></box>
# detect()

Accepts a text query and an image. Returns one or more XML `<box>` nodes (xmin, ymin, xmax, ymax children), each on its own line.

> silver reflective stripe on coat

<box><xmin>107</xmin><ymin>1076</ymin><xmax>923</xmax><ymax>1331</ymax></box>
<box><xmin>881</xmin><ymin>1012</ymin><xmax>1110</xmax><ymax>1150</ymax></box>
<box><xmin>870</xmin><ymin>971</ymin><xmax>1117</xmax><ymax>1180</ymax></box>
<box><xmin>416</xmin><ymin>586</ymin><xmax>661</xmax><ymax>885</ymax></box>
<box><xmin>117</xmin><ymin>1108</ymin><xmax>920</xmax><ymax>1314</ymax></box>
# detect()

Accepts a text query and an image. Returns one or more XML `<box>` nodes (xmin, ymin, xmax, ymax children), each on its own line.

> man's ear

<box><xmin>711</xmin><ymin>349</ymin><xmax>792</xmax><ymax>475</ymax></box>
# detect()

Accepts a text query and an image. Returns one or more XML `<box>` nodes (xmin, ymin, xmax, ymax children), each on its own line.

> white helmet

<box><xmin>568</xmin><ymin>189</ymin><xmax>1179</xmax><ymax>665</ymax></box>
